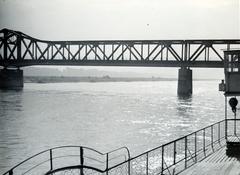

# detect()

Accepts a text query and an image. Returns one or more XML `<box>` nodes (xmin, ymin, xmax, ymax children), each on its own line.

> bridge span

<box><xmin>0</xmin><ymin>28</ymin><xmax>240</xmax><ymax>94</ymax></box>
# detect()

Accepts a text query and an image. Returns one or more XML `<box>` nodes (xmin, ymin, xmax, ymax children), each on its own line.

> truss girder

<box><xmin>0</xmin><ymin>29</ymin><xmax>240</xmax><ymax>68</ymax></box>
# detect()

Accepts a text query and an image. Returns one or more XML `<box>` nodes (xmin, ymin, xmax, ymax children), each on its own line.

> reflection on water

<box><xmin>0</xmin><ymin>81</ymin><xmax>225</xmax><ymax>173</ymax></box>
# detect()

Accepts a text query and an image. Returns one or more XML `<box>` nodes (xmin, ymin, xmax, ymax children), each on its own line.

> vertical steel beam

<box><xmin>16</xmin><ymin>36</ymin><xmax>21</xmax><ymax>60</ymax></box>
<box><xmin>184</xmin><ymin>42</ymin><xmax>188</xmax><ymax>62</ymax></box>
<box><xmin>3</xmin><ymin>30</ymin><xmax>8</xmax><ymax>60</ymax></box>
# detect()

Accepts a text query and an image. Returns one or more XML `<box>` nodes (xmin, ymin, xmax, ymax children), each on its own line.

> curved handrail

<box><xmin>45</xmin><ymin>165</ymin><xmax>105</xmax><ymax>175</ymax></box>
<box><xmin>2</xmin><ymin>145</ymin><xmax>130</xmax><ymax>175</ymax></box>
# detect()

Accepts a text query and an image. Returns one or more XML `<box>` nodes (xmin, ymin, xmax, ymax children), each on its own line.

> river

<box><xmin>0</xmin><ymin>80</ymin><xmax>226</xmax><ymax>173</ymax></box>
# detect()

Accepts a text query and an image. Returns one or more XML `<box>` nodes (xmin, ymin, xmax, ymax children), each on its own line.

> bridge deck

<box><xmin>181</xmin><ymin>143</ymin><xmax>240</xmax><ymax>175</ymax></box>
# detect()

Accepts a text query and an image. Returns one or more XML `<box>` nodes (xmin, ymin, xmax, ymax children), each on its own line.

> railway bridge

<box><xmin>1</xmin><ymin>28</ymin><xmax>240</xmax><ymax>94</ymax></box>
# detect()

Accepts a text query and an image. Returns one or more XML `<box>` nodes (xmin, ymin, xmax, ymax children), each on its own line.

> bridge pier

<box><xmin>177</xmin><ymin>67</ymin><xmax>192</xmax><ymax>96</ymax></box>
<box><xmin>0</xmin><ymin>68</ymin><xmax>23</xmax><ymax>90</ymax></box>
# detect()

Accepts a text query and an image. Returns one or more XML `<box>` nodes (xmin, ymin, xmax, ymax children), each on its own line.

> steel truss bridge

<box><xmin>1</xmin><ymin>28</ymin><xmax>240</xmax><ymax>68</ymax></box>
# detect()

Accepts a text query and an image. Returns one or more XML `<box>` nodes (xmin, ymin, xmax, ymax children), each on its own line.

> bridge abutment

<box><xmin>0</xmin><ymin>69</ymin><xmax>23</xmax><ymax>90</ymax></box>
<box><xmin>177</xmin><ymin>67</ymin><xmax>192</xmax><ymax>96</ymax></box>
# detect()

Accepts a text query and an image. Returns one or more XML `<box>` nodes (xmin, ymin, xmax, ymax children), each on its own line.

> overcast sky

<box><xmin>0</xmin><ymin>0</ymin><xmax>239</xmax><ymax>78</ymax></box>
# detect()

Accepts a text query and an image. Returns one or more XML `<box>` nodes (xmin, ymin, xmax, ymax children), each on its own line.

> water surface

<box><xmin>0</xmin><ymin>81</ymin><xmax>225</xmax><ymax>173</ymax></box>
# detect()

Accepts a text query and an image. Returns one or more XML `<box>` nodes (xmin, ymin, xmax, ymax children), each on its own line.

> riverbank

<box><xmin>24</xmin><ymin>76</ymin><xmax>177</xmax><ymax>83</ymax></box>
<box><xmin>24</xmin><ymin>76</ymin><xmax>219</xmax><ymax>83</ymax></box>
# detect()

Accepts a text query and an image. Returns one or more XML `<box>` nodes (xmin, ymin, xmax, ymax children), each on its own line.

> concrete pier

<box><xmin>177</xmin><ymin>68</ymin><xmax>192</xmax><ymax>95</ymax></box>
<box><xmin>0</xmin><ymin>69</ymin><xmax>23</xmax><ymax>89</ymax></box>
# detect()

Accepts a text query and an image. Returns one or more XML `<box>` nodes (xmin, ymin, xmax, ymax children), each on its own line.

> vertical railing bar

<box><xmin>106</xmin><ymin>153</ymin><xmax>109</xmax><ymax>175</ymax></box>
<box><xmin>195</xmin><ymin>132</ymin><xmax>197</xmax><ymax>162</ymax></box>
<box><xmin>211</xmin><ymin>125</ymin><xmax>214</xmax><ymax>149</ymax></box>
<box><xmin>161</xmin><ymin>146</ymin><xmax>164</xmax><ymax>175</ymax></box>
<box><xmin>218</xmin><ymin>122</ymin><xmax>220</xmax><ymax>143</ymax></box>
<box><xmin>185</xmin><ymin>137</ymin><xmax>187</xmax><ymax>169</ymax></box>
<box><xmin>234</xmin><ymin>112</ymin><xmax>237</xmax><ymax>135</ymax></box>
<box><xmin>173</xmin><ymin>141</ymin><xmax>176</xmax><ymax>165</ymax></box>
<box><xmin>225</xmin><ymin>96</ymin><xmax>228</xmax><ymax>140</ymax></box>
<box><xmin>50</xmin><ymin>149</ymin><xmax>53</xmax><ymax>170</ymax></box>
<box><xmin>128</xmin><ymin>159</ymin><xmax>131</xmax><ymax>175</ymax></box>
<box><xmin>203</xmin><ymin>128</ymin><xmax>206</xmax><ymax>157</ymax></box>
<box><xmin>80</xmin><ymin>147</ymin><xmax>84</xmax><ymax>175</ymax></box>
<box><xmin>146</xmin><ymin>152</ymin><xmax>149</xmax><ymax>175</ymax></box>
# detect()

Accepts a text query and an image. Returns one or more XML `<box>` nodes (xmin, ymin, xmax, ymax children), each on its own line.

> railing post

<box><xmin>203</xmin><ymin>129</ymin><xmax>206</xmax><ymax>157</ymax></box>
<box><xmin>80</xmin><ymin>147</ymin><xmax>84</xmax><ymax>175</ymax></box>
<box><xmin>9</xmin><ymin>169</ymin><xmax>13</xmax><ymax>175</ymax></box>
<box><xmin>161</xmin><ymin>146</ymin><xmax>164</xmax><ymax>175</ymax></box>
<box><xmin>195</xmin><ymin>132</ymin><xmax>197</xmax><ymax>162</ymax></box>
<box><xmin>146</xmin><ymin>152</ymin><xmax>149</xmax><ymax>175</ymax></box>
<box><xmin>106</xmin><ymin>153</ymin><xmax>109</xmax><ymax>175</ymax></box>
<box><xmin>225</xmin><ymin>97</ymin><xmax>228</xmax><ymax>140</ymax></box>
<box><xmin>211</xmin><ymin>125</ymin><xmax>214</xmax><ymax>150</ymax></box>
<box><xmin>234</xmin><ymin>113</ymin><xmax>237</xmax><ymax>135</ymax></box>
<box><xmin>128</xmin><ymin>159</ymin><xmax>131</xmax><ymax>175</ymax></box>
<box><xmin>185</xmin><ymin>137</ymin><xmax>187</xmax><ymax>169</ymax></box>
<box><xmin>218</xmin><ymin>122</ymin><xmax>220</xmax><ymax>143</ymax></box>
<box><xmin>50</xmin><ymin>149</ymin><xmax>53</xmax><ymax>171</ymax></box>
<box><xmin>173</xmin><ymin>142</ymin><xmax>176</xmax><ymax>165</ymax></box>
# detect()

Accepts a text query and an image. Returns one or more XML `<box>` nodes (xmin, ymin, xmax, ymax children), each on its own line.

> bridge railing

<box><xmin>1</xmin><ymin>29</ymin><xmax>240</xmax><ymax>67</ymax></box>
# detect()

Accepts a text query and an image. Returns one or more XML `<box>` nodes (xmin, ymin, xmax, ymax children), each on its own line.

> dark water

<box><xmin>0</xmin><ymin>80</ymin><xmax>225</xmax><ymax>173</ymax></box>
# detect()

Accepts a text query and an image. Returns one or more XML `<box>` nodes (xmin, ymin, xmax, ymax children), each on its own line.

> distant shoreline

<box><xmin>24</xmin><ymin>76</ymin><xmax>219</xmax><ymax>83</ymax></box>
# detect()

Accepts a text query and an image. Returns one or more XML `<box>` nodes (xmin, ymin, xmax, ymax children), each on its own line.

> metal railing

<box><xmin>107</xmin><ymin>119</ymin><xmax>226</xmax><ymax>175</ymax></box>
<box><xmin>226</xmin><ymin>119</ymin><xmax>240</xmax><ymax>140</ymax></box>
<box><xmin>2</xmin><ymin>146</ymin><xmax>130</xmax><ymax>175</ymax></box>
<box><xmin>4</xmin><ymin>119</ymin><xmax>236</xmax><ymax>175</ymax></box>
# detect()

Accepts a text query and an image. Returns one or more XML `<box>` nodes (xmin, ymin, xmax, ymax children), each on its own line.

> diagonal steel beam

<box><xmin>168</xmin><ymin>45</ymin><xmax>182</xmax><ymax>61</ymax></box>
<box><xmin>22</xmin><ymin>39</ymin><xmax>35</xmax><ymax>59</ymax></box>
<box><xmin>191</xmin><ymin>45</ymin><xmax>206</xmax><ymax>62</ymax></box>
<box><xmin>210</xmin><ymin>46</ymin><xmax>224</xmax><ymax>61</ymax></box>
<box><xmin>189</xmin><ymin>44</ymin><xmax>204</xmax><ymax>61</ymax></box>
